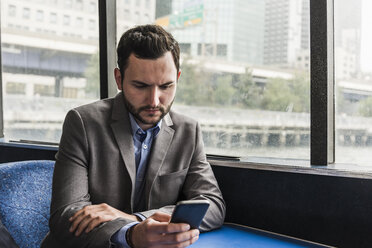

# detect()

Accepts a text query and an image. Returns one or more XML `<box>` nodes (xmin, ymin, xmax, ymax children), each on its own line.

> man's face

<box><xmin>115</xmin><ymin>51</ymin><xmax>181</xmax><ymax>130</ymax></box>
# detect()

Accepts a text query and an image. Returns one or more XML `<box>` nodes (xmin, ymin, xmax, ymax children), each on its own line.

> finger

<box><xmin>151</xmin><ymin>231</ymin><xmax>199</xmax><ymax>248</ymax></box>
<box><xmin>69</xmin><ymin>205</ymin><xmax>98</xmax><ymax>221</ymax></box>
<box><xmin>69</xmin><ymin>209</ymin><xmax>84</xmax><ymax>222</ymax></box>
<box><xmin>85</xmin><ymin>215</ymin><xmax>113</xmax><ymax>233</ymax></box>
<box><xmin>161</xmin><ymin>229</ymin><xmax>199</xmax><ymax>244</ymax></box>
<box><xmin>74</xmin><ymin>214</ymin><xmax>96</xmax><ymax>236</ymax></box>
<box><xmin>69</xmin><ymin>212</ymin><xmax>88</xmax><ymax>233</ymax></box>
<box><xmin>150</xmin><ymin>212</ymin><xmax>172</xmax><ymax>222</ymax></box>
<box><xmin>147</xmin><ymin>221</ymin><xmax>190</xmax><ymax>234</ymax></box>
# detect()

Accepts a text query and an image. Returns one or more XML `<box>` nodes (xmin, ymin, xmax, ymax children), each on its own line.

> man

<box><xmin>42</xmin><ymin>24</ymin><xmax>225</xmax><ymax>248</ymax></box>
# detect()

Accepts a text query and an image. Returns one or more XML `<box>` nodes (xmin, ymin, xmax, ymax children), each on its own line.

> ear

<box><xmin>114</xmin><ymin>68</ymin><xmax>123</xmax><ymax>90</ymax></box>
<box><xmin>177</xmin><ymin>70</ymin><xmax>181</xmax><ymax>81</ymax></box>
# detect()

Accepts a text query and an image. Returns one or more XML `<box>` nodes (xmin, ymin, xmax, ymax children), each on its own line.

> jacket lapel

<box><xmin>145</xmin><ymin>113</ymin><xmax>174</xmax><ymax>207</ymax></box>
<box><xmin>110</xmin><ymin>93</ymin><xmax>136</xmax><ymax>211</ymax></box>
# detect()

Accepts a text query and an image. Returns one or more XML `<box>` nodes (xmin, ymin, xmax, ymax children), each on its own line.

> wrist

<box><xmin>126</xmin><ymin>225</ymin><xmax>135</xmax><ymax>248</ymax></box>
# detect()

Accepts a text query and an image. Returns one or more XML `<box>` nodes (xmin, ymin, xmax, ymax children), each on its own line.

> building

<box><xmin>156</xmin><ymin>0</ymin><xmax>265</xmax><ymax>65</ymax></box>
<box><xmin>263</xmin><ymin>0</ymin><xmax>309</xmax><ymax>69</ymax></box>
<box><xmin>1</xmin><ymin>0</ymin><xmax>157</xmax><ymax>99</ymax></box>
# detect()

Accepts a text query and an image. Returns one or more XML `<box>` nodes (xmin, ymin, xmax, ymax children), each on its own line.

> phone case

<box><xmin>170</xmin><ymin>200</ymin><xmax>210</xmax><ymax>229</ymax></box>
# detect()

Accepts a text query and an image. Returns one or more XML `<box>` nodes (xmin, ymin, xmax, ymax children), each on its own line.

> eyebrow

<box><xmin>131</xmin><ymin>80</ymin><xmax>175</xmax><ymax>86</ymax></box>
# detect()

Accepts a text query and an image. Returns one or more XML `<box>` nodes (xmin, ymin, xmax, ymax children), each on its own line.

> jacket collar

<box><xmin>110</xmin><ymin>93</ymin><xmax>174</xmax><ymax>211</ymax></box>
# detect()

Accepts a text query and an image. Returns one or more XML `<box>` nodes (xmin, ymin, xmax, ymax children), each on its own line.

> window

<box><xmin>0</xmin><ymin>0</ymin><xmax>369</xmax><ymax>168</ymax></box>
<box><xmin>63</xmin><ymin>15</ymin><xmax>70</xmax><ymax>26</ymax></box>
<box><xmin>6</xmin><ymin>82</ymin><xmax>26</xmax><ymax>95</ymax></box>
<box><xmin>124</xmin><ymin>9</ymin><xmax>130</xmax><ymax>19</ymax></box>
<box><xmin>88</xmin><ymin>19</ymin><xmax>95</xmax><ymax>30</ymax></box>
<box><xmin>89</xmin><ymin>1</ymin><xmax>96</xmax><ymax>13</ymax></box>
<box><xmin>76</xmin><ymin>17</ymin><xmax>83</xmax><ymax>27</ymax></box>
<box><xmin>64</xmin><ymin>0</ymin><xmax>72</xmax><ymax>9</ymax></box>
<box><xmin>34</xmin><ymin>84</ymin><xmax>54</xmax><ymax>96</ymax></box>
<box><xmin>335</xmin><ymin>0</ymin><xmax>372</xmax><ymax>166</ymax></box>
<box><xmin>134</xmin><ymin>11</ymin><xmax>140</xmax><ymax>23</ymax></box>
<box><xmin>8</xmin><ymin>5</ymin><xmax>16</xmax><ymax>17</ymax></box>
<box><xmin>23</xmin><ymin>8</ymin><xmax>30</xmax><ymax>19</ymax></box>
<box><xmin>151</xmin><ymin>0</ymin><xmax>310</xmax><ymax>160</ymax></box>
<box><xmin>50</xmin><ymin>13</ymin><xmax>57</xmax><ymax>24</ymax></box>
<box><xmin>36</xmin><ymin>10</ymin><xmax>44</xmax><ymax>22</ymax></box>
<box><xmin>76</xmin><ymin>0</ymin><xmax>83</xmax><ymax>10</ymax></box>
<box><xmin>1</xmin><ymin>0</ymin><xmax>100</xmax><ymax>143</ymax></box>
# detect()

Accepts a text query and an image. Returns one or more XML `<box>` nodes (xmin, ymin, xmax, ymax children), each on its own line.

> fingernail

<box><xmin>184</xmin><ymin>224</ymin><xmax>190</xmax><ymax>231</ymax></box>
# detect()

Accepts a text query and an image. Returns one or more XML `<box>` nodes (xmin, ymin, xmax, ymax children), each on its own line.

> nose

<box><xmin>147</xmin><ymin>86</ymin><xmax>160</xmax><ymax>107</ymax></box>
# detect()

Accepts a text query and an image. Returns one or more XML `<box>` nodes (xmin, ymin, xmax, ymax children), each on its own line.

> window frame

<box><xmin>310</xmin><ymin>0</ymin><xmax>335</xmax><ymax>165</ymax></box>
<box><xmin>0</xmin><ymin>9</ymin><xmax>3</xmax><ymax>140</ymax></box>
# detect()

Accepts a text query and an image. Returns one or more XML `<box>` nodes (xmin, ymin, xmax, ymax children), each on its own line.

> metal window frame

<box><xmin>98</xmin><ymin>0</ymin><xmax>117</xmax><ymax>99</ymax></box>
<box><xmin>0</xmin><ymin>9</ymin><xmax>4</xmax><ymax>139</ymax></box>
<box><xmin>310</xmin><ymin>0</ymin><xmax>335</xmax><ymax>165</ymax></box>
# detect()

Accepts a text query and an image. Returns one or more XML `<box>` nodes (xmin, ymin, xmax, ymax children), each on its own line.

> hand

<box><xmin>130</xmin><ymin>212</ymin><xmax>200</xmax><ymax>248</ymax></box>
<box><xmin>69</xmin><ymin>203</ymin><xmax>138</xmax><ymax>236</ymax></box>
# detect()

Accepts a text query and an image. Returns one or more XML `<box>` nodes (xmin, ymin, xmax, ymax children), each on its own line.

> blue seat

<box><xmin>0</xmin><ymin>160</ymin><xmax>55</xmax><ymax>248</ymax></box>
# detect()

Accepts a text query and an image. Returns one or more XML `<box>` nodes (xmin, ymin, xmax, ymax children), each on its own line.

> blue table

<box><xmin>191</xmin><ymin>224</ymin><xmax>332</xmax><ymax>248</ymax></box>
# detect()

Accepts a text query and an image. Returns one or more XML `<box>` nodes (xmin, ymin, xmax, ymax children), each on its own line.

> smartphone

<box><xmin>170</xmin><ymin>199</ymin><xmax>210</xmax><ymax>229</ymax></box>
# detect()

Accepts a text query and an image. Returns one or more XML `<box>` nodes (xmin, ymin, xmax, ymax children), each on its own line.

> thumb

<box><xmin>150</xmin><ymin>211</ymin><xmax>171</xmax><ymax>222</ymax></box>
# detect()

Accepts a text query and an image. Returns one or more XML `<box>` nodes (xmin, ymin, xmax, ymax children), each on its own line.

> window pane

<box><xmin>1</xmin><ymin>0</ymin><xmax>100</xmax><ymax>143</ymax></box>
<box><xmin>117</xmin><ymin>0</ymin><xmax>310</xmax><ymax>160</ymax></box>
<box><xmin>335</xmin><ymin>0</ymin><xmax>372</xmax><ymax>166</ymax></box>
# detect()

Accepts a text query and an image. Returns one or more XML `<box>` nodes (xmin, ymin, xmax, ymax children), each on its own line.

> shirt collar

<box><xmin>128</xmin><ymin>112</ymin><xmax>162</xmax><ymax>136</ymax></box>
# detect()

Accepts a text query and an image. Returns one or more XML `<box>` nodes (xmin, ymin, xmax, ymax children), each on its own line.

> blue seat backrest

<box><xmin>0</xmin><ymin>160</ymin><xmax>55</xmax><ymax>248</ymax></box>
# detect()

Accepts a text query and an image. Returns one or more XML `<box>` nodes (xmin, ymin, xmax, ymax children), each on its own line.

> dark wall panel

<box><xmin>212</xmin><ymin>165</ymin><xmax>372</xmax><ymax>247</ymax></box>
<box><xmin>0</xmin><ymin>144</ymin><xmax>57</xmax><ymax>163</ymax></box>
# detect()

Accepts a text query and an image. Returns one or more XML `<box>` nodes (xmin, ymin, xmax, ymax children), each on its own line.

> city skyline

<box><xmin>361</xmin><ymin>0</ymin><xmax>372</xmax><ymax>73</ymax></box>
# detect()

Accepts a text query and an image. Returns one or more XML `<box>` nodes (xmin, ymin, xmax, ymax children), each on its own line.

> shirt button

<box><xmin>143</xmin><ymin>144</ymin><xmax>148</xmax><ymax>149</ymax></box>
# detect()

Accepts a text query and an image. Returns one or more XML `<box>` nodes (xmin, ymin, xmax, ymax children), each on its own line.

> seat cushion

<box><xmin>0</xmin><ymin>160</ymin><xmax>55</xmax><ymax>248</ymax></box>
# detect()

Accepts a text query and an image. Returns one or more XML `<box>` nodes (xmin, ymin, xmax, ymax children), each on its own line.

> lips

<box><xmin>143</xmin><ymin>108</ymin><xmax>160</xmax><ymax>114</ymax></box>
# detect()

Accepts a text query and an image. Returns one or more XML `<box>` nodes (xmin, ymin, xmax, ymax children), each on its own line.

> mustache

<box><xmin>138</xmin><ymin>105</ymin><xmax>165</xmax><ymax>113</ymax></box>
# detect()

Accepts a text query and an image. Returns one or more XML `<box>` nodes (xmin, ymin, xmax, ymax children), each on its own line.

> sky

<box><xmin>361</xmin><ymin>0</ymin><xmax>372</xmax><ymax>73</ymax></box>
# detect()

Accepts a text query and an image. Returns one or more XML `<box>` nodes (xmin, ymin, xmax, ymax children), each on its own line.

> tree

<box><xmin>84</xmin><ymin>52</ymin><xmax>100</xmax><ymax>98</ymax></box>
<box><xmin>232</xmin><ymin>69</ymin><xmax>262</xmax><ymax>109</ymax></box>
<box><xmin>261</xmin><ymin>73</ymin><xmax>310</xmax><ymax>113</ymax></box>
<box><xmin>176</xmin><ymin>59</ymin><xmax>210</xmax><ymax>105</ymax></box>
<box><xmin>176</xmin><ymin>59</ymin><xmax>236</xmax><ymax>107</ymax></box>
<box><xmin>261</xmin><ymin>78</ymin><xmax>294</xmax><ymax>111</ymax></box>
<box><xmin>290</xmin><ymin>73</ymin><xmax>310</xmax><ymax>113</ymax></box>
<box><xmin>358</xmin><ymin>97</ymin><xmax>372</xmax><ymax>117</ymax></box>
<box><xmin>213</xmin><ymin>74</ymin><xmax>235</xmax><ymax>106</ymax></box>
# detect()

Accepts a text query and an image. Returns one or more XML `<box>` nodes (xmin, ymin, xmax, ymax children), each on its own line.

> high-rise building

<box><xmin>156</xmin><ymin>0</ymin><xmax>265</xmax><ymax>65</ymax></box>
<box><xmin>263</xmin><ymin>0</ymin><xmax>309</xmax><ymax>69</ymax></box>
<box><xmin>334</xmin><ymin>0</ymin><xmax>362</xmax><ymax>79</ymax></box>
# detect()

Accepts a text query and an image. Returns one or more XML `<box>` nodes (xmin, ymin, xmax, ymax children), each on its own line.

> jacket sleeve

<box><xmin>44</xmin><ymin>110</ymin><xmax>133</xmax><ymax>248</ymax></box>
<box><xmin>139</xmin><ymin>122</ymin><xmax>226</xmax><ymax>232</ymax></box>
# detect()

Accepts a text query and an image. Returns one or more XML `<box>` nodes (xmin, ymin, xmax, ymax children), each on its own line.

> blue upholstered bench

<box><xmin>0</xmin><ymin>160</ymin><xmax>55</xmax><ymax>248</ymax></box>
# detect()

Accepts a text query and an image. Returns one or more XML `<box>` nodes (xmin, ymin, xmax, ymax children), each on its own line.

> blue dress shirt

<box><xmin>111</xmin><ymin>113</ymin><xmax>162</xmax><ymax>248</ymax></box>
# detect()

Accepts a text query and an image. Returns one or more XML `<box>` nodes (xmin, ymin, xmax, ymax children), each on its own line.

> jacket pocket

<box><xmin>158</xmin><ymin>167</ymin><xmax>188</xmax><ymax>204</ymax></box>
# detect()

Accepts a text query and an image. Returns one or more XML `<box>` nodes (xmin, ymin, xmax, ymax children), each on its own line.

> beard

<box><xmin>122</xmin><ymin>91</ymin><xmax>173</xmax><ymax>126</ymax></box>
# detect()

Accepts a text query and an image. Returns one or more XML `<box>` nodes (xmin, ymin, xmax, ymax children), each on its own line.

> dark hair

<box><xmin>116</xmin><ymin>24</ymin><xmax>180</xmax><ymax>79</ymax></box>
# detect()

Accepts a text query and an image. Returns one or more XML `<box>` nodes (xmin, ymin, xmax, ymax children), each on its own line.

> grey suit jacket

<box><xmin>41</xmin><ymin>93</ymin><xmax>225</xmax><ymax>248</ymax></box>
